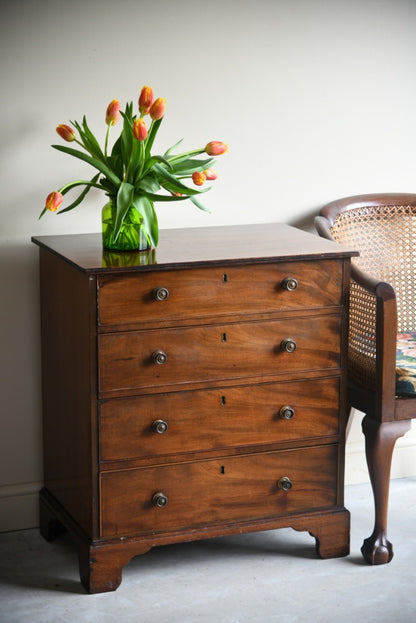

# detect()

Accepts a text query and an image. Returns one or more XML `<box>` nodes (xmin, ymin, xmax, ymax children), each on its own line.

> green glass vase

<box><xmin>101</xmin><ymin>201</ymin><xmax>149</xmax><ymax>251</ymax></box>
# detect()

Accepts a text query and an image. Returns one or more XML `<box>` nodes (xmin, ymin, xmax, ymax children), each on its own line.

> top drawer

<box><xmin>97</xmin><ymin>260</ymin><xmax>343</xmax><ymax>328</ymax></box>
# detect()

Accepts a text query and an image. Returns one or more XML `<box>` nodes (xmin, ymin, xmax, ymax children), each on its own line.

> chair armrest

<box><xmin>349</xmin><ymin>264</ymin><xmax>397</xmax><ymax>421</ymax></box>
<box><xmin>315</xmin><ymin>213</ymin><xmax>397</xmax><ymax>420</ymax></box>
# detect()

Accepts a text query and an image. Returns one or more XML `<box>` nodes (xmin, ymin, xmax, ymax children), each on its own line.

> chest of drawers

<box><xmin>32</xmin><ymin>223</ymin><xmax>356</xmax><ymax>593</ymax></box>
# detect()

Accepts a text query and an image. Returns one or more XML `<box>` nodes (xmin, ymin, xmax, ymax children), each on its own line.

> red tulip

<box><xmin>203</xmin><ymin>168</ymin><xmax>218</xmax><ymax>180</ymax></box>
<box><xmin>139</xmin><ymin>86</ymin><xmax>154</xmax><ymax>115</ymax></box>
<box><xmin>192</xmin><ymin>171</ymin><xmax>206</xmax><ymax>186</ymax></box>
<box><xmin>133</xmin><ymin>117</ymin><xmax>148</xmax><ymax>141</ymax></box>
<box><xmin>45</xmin><ymin>191</ymin><xmax>63</xmax><ymax>212</ymax></box>
<box><xmin>150</xmin><ymin>97</ymin><xmax>166</xmax><ymax>121</ymax></box>
<box><xmin>205</xmin><ymin>141</ymin><xmax>228</xmax><ymax>156</ymax></box>
<box><xmin>105</xmin><ymin>99</ymin><xmax>121</xmax><ymax>125</ymax></box>
<box><xmin>56</xmin><ymin>124</ymin><xmax>75</xmax><ymax>142</ymax></box>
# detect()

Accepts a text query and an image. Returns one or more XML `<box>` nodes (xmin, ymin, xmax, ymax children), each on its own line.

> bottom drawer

<box><xmin>100</xmin><ymin>445</ymin><xmax>338</xmax><ymax>538</ymax></box>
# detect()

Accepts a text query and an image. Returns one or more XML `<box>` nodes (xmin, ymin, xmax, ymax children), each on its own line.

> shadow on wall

<box><xmin>288</xmin><ymin>207</ymin><xmax>320</xmax><ymax>233</ymax></box>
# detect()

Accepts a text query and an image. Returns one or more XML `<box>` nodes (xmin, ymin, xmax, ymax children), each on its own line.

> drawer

<box><xmin>99</xmin><ymin>377</ymin><xmax>340</xmax><ymax>462</ymax></box>
<box><xmin>98</xmin><ymin>315</ymin><xmax>341</xmax><ymax>395</ymax></box>
<box><xmin>97</xmin><ymin>261</ymin><xmax>343</xmax><ymax>328</ymax></box>
<box><xmin>100</xmin><ymin>445</ymin><xmax>338</xmax><ymax>538</ymax></box>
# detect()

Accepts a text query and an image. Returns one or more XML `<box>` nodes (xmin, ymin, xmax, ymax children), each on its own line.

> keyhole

<box><xmin>220</xmin><ymin>466</ymin><xmax>225</xmax><ymax>474</ymax></box>
<box><xmin>221</xmin><ymin>395</ymin><xmax>226</xmax><ymax>405</ymax></box>
<box><xmin>223</xmin><ymin>273</ymin><xmax>228</xmax><ymax>283</ymax></box>
<box><xmin>222</xmin><ymin>332</ymin><xmax>227</xmax><ymax>342</ymax></box>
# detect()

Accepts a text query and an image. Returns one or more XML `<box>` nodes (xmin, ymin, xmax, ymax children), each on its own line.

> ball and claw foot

<box><xmin>361</xmin><ymin>533</ymin><xmax>393</xmax><ymax>565</ymax></box>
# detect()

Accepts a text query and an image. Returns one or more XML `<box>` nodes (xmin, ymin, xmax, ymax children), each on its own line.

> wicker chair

<box><xmin>315</xmin><ymin>193</ymin><xmax>415</xmax><ymax>565</ymax></box>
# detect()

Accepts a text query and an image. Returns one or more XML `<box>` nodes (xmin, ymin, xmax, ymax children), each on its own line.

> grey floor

<box><xmin>0</xmin><ymin>478</ymin><xmax>414</xmax><ymax>623</ymax></box>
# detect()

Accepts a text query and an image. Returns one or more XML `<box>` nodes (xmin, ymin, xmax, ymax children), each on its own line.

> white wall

<box><xmin>1</xmin><ymin>0</ymin><xmax>415</xmax><ymax>531</ymax></box>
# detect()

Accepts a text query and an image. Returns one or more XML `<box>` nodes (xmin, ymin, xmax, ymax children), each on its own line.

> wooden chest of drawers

<box><xmin>32</xmin><ymin>223</ymin><xmax>356</xmax><ymax>593</ymax></box>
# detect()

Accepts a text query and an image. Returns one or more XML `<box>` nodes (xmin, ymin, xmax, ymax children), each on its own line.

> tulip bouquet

<box><xmin>41</xmin><ymin>85</ymin><xmax>228</xmax><ymax>250</ymax></box>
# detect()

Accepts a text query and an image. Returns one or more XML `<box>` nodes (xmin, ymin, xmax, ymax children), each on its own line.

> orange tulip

<box><xmin>105</xmin><ymin>99</ymin><xmax>121</xmax><ymax>125</ymax></box>
<box><xmin>203</xmin><ymin>168</ymin><xmax>218</xmax><ymax>180</ymax></box>
<box><xmin>192</xmin><ymin>171</ymin><xmax>206</xmax><ymax>186</ymax></box>
<box><xmin>205</xmin><ymin>141</ymin><xmax>228</xmax><ymax>156</ymax></box>
<box><xmin>56</xmin><ymin>124</ymin><xmax>75</xmax><ymax>142</ymax></box>
<box><xmin>150</xmin><ymin>97</ymin><xmax>166</xmax><ymax>121</ymax></box>
<box><xmin>139</xmin><ymin>86</ymin><xmax>154</xmax><ymax>115</ymax></box>
<box><xmin>133</xmin><ymin>117</ymin><xmax>148</xmax><ymax>141</ymax></box>
<box><xmin>45</xmin><ymin>191</ymin><xmax>63</xmax><ymax>212</ymax></box>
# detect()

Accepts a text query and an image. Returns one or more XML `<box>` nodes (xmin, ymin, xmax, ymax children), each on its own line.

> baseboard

<box><xmin>345</xmin><ymin>432</ymin><xmax>416</xmax><ymax>485</ymax></box>
<box><xmin>0</xmin><ymin>482</ymin><xmax>42</xmax><ymax>532</ymax></box>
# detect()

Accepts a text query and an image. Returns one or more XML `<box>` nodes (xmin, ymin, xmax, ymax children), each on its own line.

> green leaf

<box><xmin>133</xmin><ymin>195</ymin><xmax>159</xmax><ymax>247</ymax></box>
<box><xmin>169</xmin><ymin>157</ymin><xmax>215</xmax><ymax>176</ymax></box>
<box><xmin>190</xmin><ymin>195</ymin><xmax>211</xmax><ymax>213</ymax></box>
<box><xmin>60</xmin><ymin>173</ymin><xmax>101</xmax><ymax>196</ymax></box>
<box><xmin>113</xmin><ymin>181</ymin><xmax>135</xmax><ymax>241</ymax></box>
<box><xmin>52</xmin><ymin>144</ymin><xmax>121</xmax><ymax>186</ymax></box>
<box><xmin>136</xmin><ymin>173</ymin><xmax>161</xmax><ymax>193</ymax></box>
<box><xmin>163</xmin><ymin>138</ymin><xmax>183</xmax><ymax>157</ymax></box>
<box><xmin>142</xmin><ymin>154</ymin><xmax>172</xmax><ymax>173</ymax></box>
<box><xmin>58</xmin><ymin>174</ymin><xmax>101</xmax><ymax>214</ymax></box>
<box><xmin>140</xmin><ymin>191</ymin><xmax>189</xmax><ymax>202</ymax></box>
<box><xmin>145</xmin><ymin>118</ymin><xmax>163</xmax><ymax>158</ymax></box>
<box><xmin>81</xmin><ymin>116</ymin><xmax>106</xmax><ymax>161</ymax></box>
<box><xmin>121</xmin><ymin>111</ymin><xmax>134</xmax><ymax>170</ymax></box>
<box><xmin>107</xmin><ymin>154</ymin><xmax>123</xmax><ymax>179</ymax></box>
<box><xmin>111</xmin><ymin>134</ymin><xmax>122</xmax><ymax>158</ymax></box>
<box><xmin>153</xmin><ymin>163</ymin><xmax>209</xmax><ymax>196</ymax></box>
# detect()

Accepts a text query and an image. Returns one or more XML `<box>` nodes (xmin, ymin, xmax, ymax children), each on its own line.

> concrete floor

<box><xmin>0</xmin><ymin>478</ymin><xmax>414</xmax><ymax>623</ymax></box>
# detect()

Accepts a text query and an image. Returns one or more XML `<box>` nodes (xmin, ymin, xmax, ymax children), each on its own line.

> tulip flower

<box><xmin>203</xmin><ymin>168</ymin><xmax>218</xmax><ymax>180</ymax></box>
<box><xmin>56</xmin><ymin>124</ymin><xmax>76</xmax><ymax>142</ymax></box>
<box><xmin>150</xmin><ymin>97</ymin><xmax>166</xmax><ymax>121</ymax></box>
<box><xmin>139</xmin><ymin>86</ymin><xmax>154</xmax><ymax>115</ymax></box>
<box><xmin>133</xmin><ymin>117</ymin><xmax>148</xmax><ymax>141</ymax></box>
<box><xmin>45</xmin><ymin>191</ymin><xmax>63</xmax><ymax>212</ymax></box>
<box><xmin>192</xmin><ymin>171</ymin><xmax>206</xmax><ymax>186</ymax></box>
<box><xmin>105</xmin><ymin>99</ymin><xmax>121</xmax><ymax>126</ymax></box>
<box><xmin>205</xmin><ymin>141</ymin><xmax>228</xmax><ymax>156</ymax></box>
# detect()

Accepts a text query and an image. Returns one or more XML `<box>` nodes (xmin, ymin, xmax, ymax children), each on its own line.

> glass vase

<box><xmin>101</xmin><ymin>201</ymin><xmax>149</xmax><ymax>251</ymax></box>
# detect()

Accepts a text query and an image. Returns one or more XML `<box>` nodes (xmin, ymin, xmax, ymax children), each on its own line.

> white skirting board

<box><xmin>0</xmin><ymin>482</ymin><xmax>42</xmax><ymax>533</ymax></box>
<box><xmin>345</xmin><ymin>411</ymin><xmax>416</xmax><ymax>485</ymax></box>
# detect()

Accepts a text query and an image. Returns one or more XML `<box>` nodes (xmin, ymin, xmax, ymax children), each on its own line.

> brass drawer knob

<box><xmin>282</xmin><ymin>277</ymin><xmax>298</xmax><ymax>291</ymax></box>
<box><xmin>281</xmin><ymin>338</ymin><xmax>297</xmax><ymax>353</ymax></box>
<box><xmin>151</xmin><ymin>349</ymin><xmax>168</xmax><ymax>365</ymax></box>
<box><xmin>278</xmin><ymin>476</ymin><xmax>293</xmax><ymax>491</ymax></box>
<box><xmin>152</xmin><ymin>287</ymin><xmax>169</xmax><ymax>301</ymax></box>
<box><xmin>279</xmin><ymin>405</ymin><xmax>295</xmax><ymax>420</ymax></box>
<box><xmin>152</xmin><ymin>492</ymin><xmax>168</xmax><ymax>507</ymax></box>
<box><xmin>151</xmin><ymin>419</ymin><xmax>169</xmax><ymax>434</ymax></box>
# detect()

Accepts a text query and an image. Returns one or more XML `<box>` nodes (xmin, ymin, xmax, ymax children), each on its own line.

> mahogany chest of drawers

<box><xmin>32</xmin><ymin>223</ymin><xmax>356</xmax><ymax>593</ymax></box>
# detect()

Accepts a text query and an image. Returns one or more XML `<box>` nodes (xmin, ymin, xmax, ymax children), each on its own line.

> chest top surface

<box><xmin>32</xmin><ymin>222</ymin><xmax>357</xmax><ymax>274</ymax></box>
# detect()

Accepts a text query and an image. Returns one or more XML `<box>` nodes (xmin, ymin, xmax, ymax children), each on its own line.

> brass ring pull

<box><xmin>279</xmin><ymin>405</ymin><xmax>295</xmax><ymax>420</ymax></box>
<box><xmin>151</xmin><ymin>419</ymin><xmax>168</xmax><ymax>434</ymax></box>
<box><xmin>151</xmin><ymin>349</ymin><xmax>168</xmax><ymax>365</ymax></box>
<box><xmin>278</xmin><ymin>476</ymin><xmax>293</xmax><ymax>491</ymax></box>
<box><xmin>281</xmin><ymin>338</ymin><xmax>297</xmax><ymax>353</ymax></box>
<box><xmin>282</xmin><ymin>277</ymin><xmax>298</xmax><ymax>291</ymax></box>
<box><xmin>152</xmin><ymin>492</ymin><xmax>168</xmax><ymax>507</ymax></box>
<box><xmin>152</xmin><ymin>287</ymin><xmax>169</xmax><ymax>301</ymax></box>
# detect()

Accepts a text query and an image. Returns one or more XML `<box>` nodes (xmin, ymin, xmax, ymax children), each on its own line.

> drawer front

<box><xmin>97</xmin><ymin>261</ymin><xmax>343</xmax><ymax>328</ymax></box>
<box><xmin>98</xmin><ymin>315</ymin><xmax>341</xmax><ymax>395</ymax></box>
<box><xmin>100</xmin><ymin>377</ymin><xmax>340</xmax><ymax>462</ymax></box>
<box><xmin>100</xmin><ymin>445</ymin><xmax>338</xmax><ymax>538</ymax></box>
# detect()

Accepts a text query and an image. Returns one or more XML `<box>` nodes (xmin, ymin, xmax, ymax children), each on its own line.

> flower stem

<box><xmin>104</xmin><ymin>124</ymin><xmax>111</xmax><ymax>158</ymax></box>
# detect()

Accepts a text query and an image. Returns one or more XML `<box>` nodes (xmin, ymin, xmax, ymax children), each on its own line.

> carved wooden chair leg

<box><xmin>361</xmin><ymin>415</ymin><xmax>411</xmax><ymax>564</ymax></box>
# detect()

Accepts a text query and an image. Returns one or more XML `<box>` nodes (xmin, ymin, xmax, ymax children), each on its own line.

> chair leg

<box><xmin>361</xmin><ymin>415</ymin><xmax>411</xmax><ymax>564</ymax></box>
